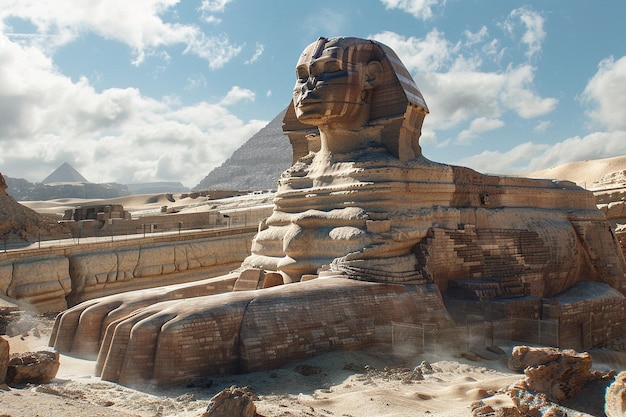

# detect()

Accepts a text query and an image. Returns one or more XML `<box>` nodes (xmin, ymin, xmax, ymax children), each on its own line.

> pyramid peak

<box><xmin>42</xmin><ymin>162</ymin><xmax>89</xmax><ymax>184</ymax></box>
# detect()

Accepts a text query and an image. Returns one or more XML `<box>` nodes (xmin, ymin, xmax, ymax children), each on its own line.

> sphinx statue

<box><xmin>49</xmin><ymin>37</ymin><xmax>626</xmax><ymax>387</ymax></box>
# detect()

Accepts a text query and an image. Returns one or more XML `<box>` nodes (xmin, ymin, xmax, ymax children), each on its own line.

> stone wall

<box><xmin>542</xmin><ymin>281</ymin><xmax>626</xmax><ymax>350</ymax></box>
<box><xmin>0</xmin><ymin>255</ymin><xmax>71</xmax><ymax>312</ymax></box>
<box><xmin>0</xmin><ymin>228</ymin><xmax>256</xmax><ymax>312</ymax></box>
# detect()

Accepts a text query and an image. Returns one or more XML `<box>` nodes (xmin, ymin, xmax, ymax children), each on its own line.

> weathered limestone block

<box><xmin>606</xmin><ymin>371</ymin><xmax>626</xmax><ymax>417</ymax></box>
<box><xmin>67</xmin><ymin>235</ymin><xmax>252</xmax><ymax>305</ymax></box>
<box><xmin>201</xmin><ymin>386</ymin><xmax>259</xmax><ymax>417</ymax></box>
<box><xmin>238</xmin><ymin>280</ymin><xmax>448</xmax><ymax>373</ymax></box>
<box><xmin>6</xmin><ymin>350</ymin><xmax>60</xmax><ymax>385</ymax></box>
<box><xmin>232</xmin><ymin>268</ymin><xmax>265</xmax><ymax>291</ymax></box>
<box><xmin>69</xmin><ymin>252</ymin><xmax>119</xmax><ymax>293</ymax></box>
<box><xmin>3</xmin><ymin>256</ymin><xmax>70</xmax><ymax>312</ymax></box>
<box><xmin>509</xmin><ymin>346</ymin><xmax>606</xmax><ymax>401</ymax></box>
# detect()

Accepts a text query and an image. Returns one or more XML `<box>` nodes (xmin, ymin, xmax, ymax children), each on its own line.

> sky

<box><xmin>1</xmin><ymin>0</ymin><xmax>625</xmax><ymax>188</ymax></box>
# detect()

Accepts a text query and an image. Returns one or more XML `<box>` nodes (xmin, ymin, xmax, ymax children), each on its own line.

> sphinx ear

<box><xmin>363</xmin><ymin>61</ymin><xmax>383</xmax><ymax>89</ymax></box>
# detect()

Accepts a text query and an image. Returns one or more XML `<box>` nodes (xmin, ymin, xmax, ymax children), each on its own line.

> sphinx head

<box><xmin>284</xmin><ymin>36</ymin><xmax>429</xmax><ymax>161</ymax></box>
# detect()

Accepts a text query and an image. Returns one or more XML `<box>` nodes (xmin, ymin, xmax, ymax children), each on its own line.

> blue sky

<box><xmin>1</xmin><ymin>0</ymin><xmax>625</xmax><ymax>188</ymax></box>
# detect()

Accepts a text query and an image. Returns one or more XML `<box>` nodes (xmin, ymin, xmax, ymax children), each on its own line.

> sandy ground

<box><xmin>0</xmin><ymin>314</ymin><xmax>523</xmax><ymax>417</ymax></box>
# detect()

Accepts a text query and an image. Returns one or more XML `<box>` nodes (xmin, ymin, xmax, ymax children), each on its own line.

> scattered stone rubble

<box><xmin>201</xmin><ymin>386</ymin><xmax>262</xmax><ymax>417</ymax></box>
<box><xmin>472</xmin><ymin>346</ymin><xmax>616</xmax><ymax>417</ymax></box>
<box><xmin>0</xmin><ymin>335</ymin><xmax>59</xmax><ymax>386</ymax></box>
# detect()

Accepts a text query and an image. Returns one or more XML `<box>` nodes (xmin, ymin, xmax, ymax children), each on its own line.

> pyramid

<box><xmin>42</xmin><ymin>162</ymin><xmax>89</xmax><ymax>184</ymax></box>
<box><xmin>193</xmin><ymin>107</ymin><xmax>292</xmax><ymax>191</ymax></box>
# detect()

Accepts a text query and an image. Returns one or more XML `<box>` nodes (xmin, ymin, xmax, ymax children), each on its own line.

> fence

<box><xmin>391</xmin><ymin>318</ymin><xmax>579</xmax><ymax>355</ymax></box>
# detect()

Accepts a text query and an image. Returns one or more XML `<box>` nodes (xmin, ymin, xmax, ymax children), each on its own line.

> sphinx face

<box><xmin>292</xmin><ymin>38</ymin><xmax>370</xmax><ymax>129</ymax></box>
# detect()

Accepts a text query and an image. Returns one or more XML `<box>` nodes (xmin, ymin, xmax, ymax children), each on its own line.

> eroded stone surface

<box><xmin>201</xmin><ymin>386</ymin><xmax>260</xmax><ymax>417</ymax></box>
<box><xmin>6</xmin><ymin>350</ymin><xmax>60</xmax><ymax>385</ymax></box>
<box><xmin>50</xmin><ymin>36</ymin><xmax>626</xmax><ymax>387</ymax></box>
<box><xmin>606</xmin><ymin>371</ymin><xmax>626</xmax><ymax>417</ymax></box>
<box><xmin>509</xmin><ymin>346</ymin><xmax>606</xmax><ymax>402</ymax></box>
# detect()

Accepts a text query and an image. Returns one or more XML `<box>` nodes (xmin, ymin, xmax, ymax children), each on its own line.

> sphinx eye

<box><xmin>296</xmin><ymin>66</ymin><xmax>309</xmax><ymax>80</ymax></box>
<box><xmin>323</xmin><ymin>60</ymin><xmax>341</xmax><ymax>73</ymax></box>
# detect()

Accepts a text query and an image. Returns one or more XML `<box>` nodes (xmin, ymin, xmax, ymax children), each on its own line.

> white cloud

<box><xmin>458</xmin><ymin>131</ymin><xmax>626</xmax><ymax>175</ymax></box>
<box><xmin>500</xmin><ymin>64</ymin><xmax>557</xmax><ymax>118</ymax></box>
<box><xmin>245</xmin><ymin>43</ymin><xmax>264</xmax><ymax>64</ymax></box>
<box><xmin>501</xmin><ymin>6</ymin><xmax>546</xmax><ymax>60</ymax></box>
<box><xmin>379</xmin><ymin>0</ymin><xmax>444</xmax><ymax>20</ymax></box>
<box><xmin>373</xmin><ymin>30</ymin><xmax>453</xmax><ymax>72</ymax></box>
<box><xmin>372</xmin><ymin>28</ymin><xmax>556</xmax><ymax>136</ymax></box>
<box><xmin>220</xmin><ymin>86</ymin><xmax>256</xmax><ymax>106</ymax></box>
<box><xmin>581</xmin><ymin>55</ymin><xmax>626</xmax><ymax>131</ymax></box>
<box><xmin>0</xmin><ymin>33</ymin><xmax>266</xmax><ymax>187</ymax></box>
<box><xmin>463</xmin><ymin>26</ymin><xmax>489</xmax><ymax>46</ymax></box>
<box><xmin>457</xmin><ymin>117</ymin><xmax>504</xmax><ymax>143</ymax></box>
<box><xmin>199</xmin><ymin>0</ymin><xmax>232</xmax><ymax>13</ymax></box>
<box><xmin>199</xmin><ymin>0</ymin><xmax>233</xmax><ymax>24</ymax></box>
<box><xmin>533</xmin><ymin>120</ymin><xmax>551</xmax><ymax>132</ymax></box>
<box><xmin>184</xmin><ymin>74</ymin><xmax>208</xmax><ymax>90</ymax></box>
<box><xmin>0</xmin><ymin>0</ymin><xmax>241</xmax><ymax>68</ymax></box>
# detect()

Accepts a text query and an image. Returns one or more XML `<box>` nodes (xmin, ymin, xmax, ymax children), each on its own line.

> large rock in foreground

<box><xmin>6</xmin><ymin>350</ymin><xmax>60</xmax><ymax>385</ymax></box>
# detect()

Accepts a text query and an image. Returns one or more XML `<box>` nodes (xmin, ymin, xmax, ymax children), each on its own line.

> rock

<box><xmin>6</xmin><ymin>350</ymin><xmax>60</xmax><ymax>385</ymax></box>
<box><xmin>461</xmin><ymin>351</ymin><xmax>482</xmax><ymax>362</ymax></box>
<box><xmin>605</xmin><ymin>371</ymin><xmax>626</xmax><ymax>417</ymax></box>
<box><xmin>509</xmin><ymin>384</ymin><xmax>596</xmax><ymax>417</ymax></box>
<box><xmin>0</xmin><ymin>337</ymin><xmax>8</xmax><ymax>385</ymax></box>
<box><xmin>415</xmin><ymin>360</ymin><xmax>434</xmax><ymax>375</ymax></box>
<box><xmin>509</xmin><ymin>346</ymin><xmax>606</xmax><ymax>402</ymax></box>
<box><xmin>508</xmin><ymin>345</ymin><xmax>563</xmax><ymax>372</ymax></box>
<box><xmin>201</xmin><ymin>386</ymin><xmax>260</xmax><ymax>417</ymax></box>
<box><xmin>471</xmin><ymin>400</ymin><xmax>522</xmax><ymax>417</ymax></box>
<box><xmin>471</xmin><ymin>347</ymin><xmax>502</xmax><ymax>361</ymax></box>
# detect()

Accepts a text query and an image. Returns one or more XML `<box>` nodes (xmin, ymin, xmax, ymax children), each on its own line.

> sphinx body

<box><xmin>50</xmin><ymin>37</ymin><xmax>626</xmax><ymax>387</ymax></box>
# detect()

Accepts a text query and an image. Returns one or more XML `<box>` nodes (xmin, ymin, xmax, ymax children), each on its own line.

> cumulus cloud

<box><xmin>500</xmin><ymin>6</ymin><xmax>546</xmax><ymax>60</ymax></box>
<box><xmin>457</xmin><ymin>117</ymin><xmax>504</xmax><ymax>144</ymax></box>
<box><xmin>581</xmin><ymin>55</ymin><xmax>626</xmax><ymax>130</ymax></box>
<box><xmin>371</xmin><ymin>13</ymin><xmax>556</xmax><ymax>143</ymax></box>
<box><xmin>0</xmin><ymin>33</ymin><xmax>266</xmax><ymax>187</ymax></box>
<box><xmin>220</xmin><ymin>86</ymin><xmax>256</xmax><ymax>106</ymax></box>
<box><xmin>199</xmin><ymin>0</ymin><xmax>233</xmax><ymax>23</ymax></box>
<box><xmin>373</xmin><ymin>30</ymin><xmax>454</xmax><ymax>73</ymax></box>
<box><xmin>379</xmin><ymin>0</ymin><xmax>444</xmax><ymax>20</ymax></box>
<box><xmin>0</xmin><ymin>0</ymin><xmax>241</xmax><ymax>68</ymax></box>
<box><xmin>458</xmin><ymin>131</ymin><xmax>626</xmax><ymax>175</ymax></box>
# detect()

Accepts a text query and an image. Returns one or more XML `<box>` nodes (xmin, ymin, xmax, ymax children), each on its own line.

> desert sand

<box><xmin>1</xmin><ymin>313</ymin><xmax>523</xmax><ymax>417</ymax></box>
<box><xmin>523</xmin><ymin>154</ymin><xmax>626</xmax><ymax>189</ymax></box>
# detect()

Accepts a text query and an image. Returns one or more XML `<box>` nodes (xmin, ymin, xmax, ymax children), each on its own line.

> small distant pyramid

<box><xmin>42</xmin><ymin>162</ymin><xmax>89</xmax><ymax>184</ymax></box>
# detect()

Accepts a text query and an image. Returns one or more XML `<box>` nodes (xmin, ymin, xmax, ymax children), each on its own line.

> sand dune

<box><xmin>524</xmin><ymin>154</ymin><xmax>626</xmax><ymax>189</ymax></box>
